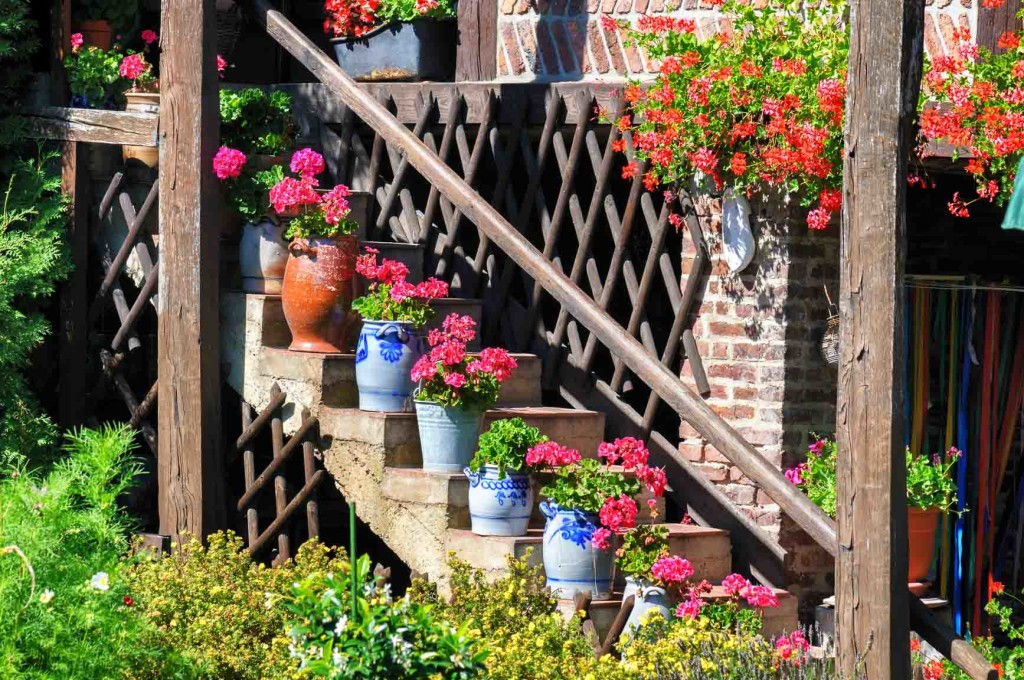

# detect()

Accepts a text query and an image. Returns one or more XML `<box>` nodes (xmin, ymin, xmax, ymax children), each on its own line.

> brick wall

<box><xmin>679</xmin><ymin>196</ymin><xmax>840</xmax><ymax>613</ymax></box>
<box><xmin>497</xmin><ymin>0</ymin><xmax>978</xmax><ymax>81</ymax></box>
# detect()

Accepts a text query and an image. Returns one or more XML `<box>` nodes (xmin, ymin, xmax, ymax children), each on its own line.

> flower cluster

<box><xmin>775</xmin><ymin>630</ymin><xmax>810</xmax><ymax>667</ymax></box>
<box><xmin>352</xmin><ymin>249</ymin><xmax>449</xmax><ymax>327</ymax></box>
<box><xmin>599</xmin><ymin>494</ymin><xmax>638</xmax><ymax>534</ymax></box>
<box><xmin>646</xmin><ymin>557</ymin><xmax>780</xmax><ymax>627</ymax></box>
<box><xmin>323</xmin><ymin>0</ymin><xmax>456</xmax><ymax>39</ymax></box>
<box><xmin>918</xmin><ymin>0</ymin><xmax>1024</xmax><ymax>217</ymax></box>
<box><xmin>212</xmin><ymin>146</ymin><xmax>247</xmax><ymax>180</ymax></box>
<box><xmin>525</xmin><ymin>441</ymin><xmax>581</xmax><ymax>468</ymax></box>
<box><xmin>651</xmin><ymin>555</ymin><xmax>694</xmax><ymax>584</ymax></box>
<box><xmin>264</xmin><ymin>148</ymin><xmax>358</xmax><ymax>239</ymax></box>
<box><xmin>119</xmin><ymin>31</ymin><xmax>159</xmax><ymax>94</ymax></box>
<box><xmin>411</xmin><ymin>314</ymin><xmax>517</xmax><ymax>411</ymax></box>
<box><xmin>615</xmin><ymin>0</ymin><xmax>847</xmax><ymax>230</ymax></box>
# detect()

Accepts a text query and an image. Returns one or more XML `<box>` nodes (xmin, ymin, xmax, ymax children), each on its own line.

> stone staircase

<box><xmin>221</xmin><ymin>290</ymin><xmax>798</xmax><ymax>638</ymax></box>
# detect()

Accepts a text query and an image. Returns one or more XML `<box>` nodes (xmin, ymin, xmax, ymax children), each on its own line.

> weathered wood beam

<box><xmin>837</xmin><ymin>0</ymin><xmax>918</xmax><ymax>676</ymax></box>
<box><xmin>25</xmin><ymin>107</ymin><xmax>159</xmax><ymax>146</ymax></box>
<box><xmin>455</xmin><ymin>0</ymin><xmax>497</xmax><ymax>81</ymax></box>
<box><xmin>977</xmin><ymin>0</ymin><xmax>1023</xmax><ymax>53</ymax></box>
<box><xmin>158</xmin><ymin>0</ymin><xmax>224</xmax><ymax>540</ymax></box>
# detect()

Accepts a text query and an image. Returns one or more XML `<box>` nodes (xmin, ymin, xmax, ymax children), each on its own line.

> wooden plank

<box><xmin>57</xmin><ymin>142</ymin><xmax>89</xmax><ymax>427</ymax></box>
<box><xmin>455</xmin><ymin>0</ymin><xmax>498</xmax><ymax>81</ymax></box>
<box><xmin>977</xmin><ymin>0</ymin><xmax>1023</xmax><ymax>53</ymax></box>
<box><xmin>25</xmin><ymin>107</ymin><xmax>159</xmax><ymax>146</ymax></box>
<box><xmin>836</xmin><ymin>0</ymin><xmax>918</xmax><ymax>676</ymax></box>
<box><xmin>157</xmin><ymin>0</ymin><xmax>224</xmax><ymax>540</ymax></box>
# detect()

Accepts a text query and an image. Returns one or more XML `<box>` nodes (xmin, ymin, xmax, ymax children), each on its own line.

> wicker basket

<box><xmin>819</xmin><ymin>285</ymin><xmax>840</xmax><ymax>366</ymax></box>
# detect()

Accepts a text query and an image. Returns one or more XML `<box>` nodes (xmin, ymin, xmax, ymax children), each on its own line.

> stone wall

<box><xmin>679</xmin><ymin>196</ymin><xmax>840</xmax><ymax>611</ymax></box>
<box><xmin>496</xmin><ymin>0</ymin><xmax>978</xmax><ymax>81</ymax></box>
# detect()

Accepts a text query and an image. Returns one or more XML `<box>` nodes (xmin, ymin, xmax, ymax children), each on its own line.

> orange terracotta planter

<box><xmin>75</xmin><ymin>19</ymin><xmax>113</xmax><ymax>50</ymax></box>
<box><xmin>123</xmin><ymin>93</ymin><xmax>160</xmax><ymax>168</ymax></box>
<box><xmin>907</xmin><ymin>506</ymin><xmax>941</xmax><ymax>583</ymax></box>
<box><xmin>281</xmin><ymin>235</ymin><xmax>358</xmax><ymax>353</ymax></box>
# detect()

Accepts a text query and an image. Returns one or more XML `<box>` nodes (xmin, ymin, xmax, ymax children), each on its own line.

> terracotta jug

<box><xmin>76</xmin><ymin>19</ymin><xmax>113</xmax><ymax>50</ymax></box>
<box><xmin>907</xmin><ymin>506</ymin><xmax>941</xmax><ymax>583</ymax></box>
<box><xmin>281</xmin><ymin>235</ymin><xmax>358</xmax><ymax>353</ymax></box>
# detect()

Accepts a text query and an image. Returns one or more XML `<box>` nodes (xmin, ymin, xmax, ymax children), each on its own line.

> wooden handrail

<box><xmin>248</xmin><ymin>3</ymin><xmax>995</xmax><ymax>677</ymax></box>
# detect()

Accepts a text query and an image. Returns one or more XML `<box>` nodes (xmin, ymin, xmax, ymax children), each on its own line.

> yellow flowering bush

<box><xmin>125</xmin><ymin>532</ymin><xmax>348</xmax><ymax>680</ymax></box>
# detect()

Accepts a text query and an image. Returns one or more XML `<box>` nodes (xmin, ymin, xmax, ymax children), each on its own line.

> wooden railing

<box><xmin>249</xmin><ymin>1</ymin><xmax>994</xmax><ymax>676</ymax></box>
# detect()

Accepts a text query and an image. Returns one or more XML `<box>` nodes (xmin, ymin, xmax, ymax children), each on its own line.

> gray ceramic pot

<box><xmin>415</xmin><ymin>400</ymin><xmax>481</xmax><ymax>471</ymax></box>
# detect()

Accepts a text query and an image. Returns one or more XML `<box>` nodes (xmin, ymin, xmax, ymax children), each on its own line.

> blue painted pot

<box><xmin>623</xmin><ymin>577</ymin><xmax>672</xmax><ymax>634</ymax></box>
<box><xmin>330</xmin><ymin>20</ymin><xmax>456</xmax><ymax>82</ymax></box>
<box><xmin>464</xmin><ymin>465</ymin><xmax>533</xmax><ymax>536</ymax></box>
<box><xmin>415</xmin><ymin>401</ymin><xmax>481</xmax><ymax>471</ymax></box>
<box><xmin>355</xmin><ymin>320</ymin><xmax>422</xmax><ymax>412</ymax></box>
<box><xmin>540</xmin><ymin>502</ymin><xmax>615</xmax><ymax>600</ymax></box>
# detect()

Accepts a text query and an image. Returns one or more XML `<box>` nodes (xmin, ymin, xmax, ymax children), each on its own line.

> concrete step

<box><xmin>319</xmin><ymin>406</ymin><xmax>606</xmax><ymax>467</ymax></box>
<box><xmin>259</xmin><ymin>348</ymin><xmax>541</xmax><ymax>412</ymax></box>
<box><xmin>446</xmin><ymin>524</ymin><xmax>731</xmax><ymax>582</ymax></box>
<box><xmin>555</xmin><ymin>584</ymin><xmax>798</xmax><ymax>640</ymax></box>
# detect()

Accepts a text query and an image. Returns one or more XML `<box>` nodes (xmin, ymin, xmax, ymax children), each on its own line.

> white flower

<box><xmin>333</xmin><ymin>615</ymin><xmax>349</xmax><ymax>636</ymax></box>
<box><xmin>90</xmin><ymin>572</ymin><xmax>110</xmax><ymax>591</ymax></box>
<box><xmin>263</xmin><ymin>592</ymin><xmax>275</xmax><ymax>610</ymax></box>
<box><xmin>39</xmin><ymin>589</ymin><xmax>54</xmax><ymax>604</ymax></box>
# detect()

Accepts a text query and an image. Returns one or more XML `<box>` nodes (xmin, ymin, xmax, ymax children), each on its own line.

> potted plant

<box><xmin>217</xmin><ymin>89</ymin><xmax>297</xmax><ymax>291</ymax></box>
<box><xmin>64</xmin><ymin>35</ymin><xmax>123</xmax><ymax>109</ymax></box>
<box><xmin>351</xmin><ymin>249</ymin><xmax>448</xmax><ymax>412</ymax></box>
<box><xmin>272</xmin><ymin>148</ymin><xmax>361</xmax><ymax>353</ymax></box>
<box><xmin>322</xmin><ymin>0</ymin><xmax>458</xmax><ymax>82</ymax></box>
<box><xmin>120</xmin><ymin>31</ymin><xmax>160</xmax><ymax>168</ymax></box>
<box><xmin>786</xmin><ymin>437</ymin><xmax>960</xmax><ymax>582</ymax></box>
<box><xmin>72</xmin><ymin>0</ymin><xmax>137</xmax><ymax>50</ymax></box>
<box><xmin>409</xmin><ymin>314</ymin><xmax>517</xmax><ymax>471</ymax></box>
<box><xmin>618</xmin><ymin>524</ymin><xmax>672</xmax><ymax>632</ymax></box>
<box><xmin>464</xmin><ymin>418</ymin><xmax>547</xmax><ymax>537</ymax></box>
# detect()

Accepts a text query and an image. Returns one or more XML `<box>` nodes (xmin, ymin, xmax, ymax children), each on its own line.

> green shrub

<box><xmin>0</xmin><ymin>424</ymin><xmax>187</xmax><ymax>678</ymax></box>
<box><xmin>219</xmin><ymin>89</ymin><xmax>295</xmax><ymax>157</ymax></box>
<box><xmin>469</xmin><ymin>417</ymin><xmax>547</xmax><ymax>478</ymax></box>
<box><xmin>126</xmin><ymin>531</ymin><xmax>348</xmax><ymax>679</ymax></box>
<box><xmin>285</xmin><ymin>554</ymin><xmax>487</xmax><ymax>678</ymax></box>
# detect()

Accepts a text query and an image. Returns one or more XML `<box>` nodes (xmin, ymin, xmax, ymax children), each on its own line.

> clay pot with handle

<box><xmin>281</xmin><ymin>234</ymin><xmax>358</xmax><ymax>353</ymax></box>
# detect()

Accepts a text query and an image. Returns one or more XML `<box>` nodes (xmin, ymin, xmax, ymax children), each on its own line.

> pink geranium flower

<box><xmin>119</xmin><ymin>53</ymin><xmax>148</xmax><ymax>80</ymax></box>
<box><xmin>599</xmin><ymin>494</ymin><xmax>638</xmax><ymax>533</ymax></box>
<box><xmin>652</xmin><ymin>555</ymin><xmax>694</xmax><ymax>584</ymax></box>
<box><xmin>212</xmin><ymin>146</ymin><xmax>247</xmax><ymax>180</ymax></box>
<box><xmin>290</xmin><ymin>148</ymin><xmax>326</xmax><ymax>182</ymax></box>
<box><xmin>525</xmin><ymin>441</ymin><xmax>581</xmax><ymax>468</ymax></box>
<box><xmin>70</xmin><ymin>33</ymin><xmax>84</xmax><ymax>52</ymax></box>
<box><xmin>141</xmin><ymin>29</ymin><xmax>158</xmax><ymax>45</ymax></box>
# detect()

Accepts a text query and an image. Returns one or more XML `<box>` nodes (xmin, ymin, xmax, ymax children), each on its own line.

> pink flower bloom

<box><xmin>212</xmin><ymin>146</ymin><xmax>247</xmax><ymax>180</ymax></box>
<box><xmin>290</xmin><ymin>148</ymin><xmax>326</xmax><ymax>181</ymax></box>
<box><xmin>599</xmin><ymin>494</ymin><xmax>638</xmax><ymax>533</ymax></box>
<box><xmin>476</xmin><ymin>347</ymin><xmax>517</xmax><ymax>381</ymax></box>
<box><xmin>745</xmin><ymin>585</ymin><xmax>779</xmax><ymax>609</ymax></box>
<box><xmin>775</xmin><ymin>631</ymin><xmax>810</xmax><ymax>665</ymax></box>
<box><xmin>375</xmin><ymin>259</ymin><xmax>410</xmax><ymax>286</ymax></box>
<box><xmin>524</xmin><ymin>441</ymin><xmax>581</xmax><ymax>468</ymax></box>
<box><xmin>721</xmin><ymin>573</ymin><xmax>750</xmax><ymax>596</ymax></box>
<box><xmin>416</xmin><ymin>0</ymin><xmax>439</xmax><ymax>12</ymax></box>
<box><xmin>119</xmin><ymin>53</ymin><xmax>148</xmax><ymax>81</ymax></box>
<box><xmin>784</xmin><ymin>464</ymin><xmax>805</xmax><ymax>485</ymax></box>
<box><xmin>356</xmin><ymin>248</ymin><xmax>381</xmax><ymax>280</ymax></box>
<box><xmin>70</xmin><ymin>33</ymin><xmax>84</xmax><ymax>52</ymax></box>
<box><xmin>141</xmin><ymin>29</ymin><xmax>158</xmax><ymax>45</ymax></box>
<box><xmin>441</xmin><ymin>314</ymin><xmax>476</xmax><ymax>342</ymax></box>
<box><xmin>675</xmin><ymin>592</ymin><xmax>703</xmax><ymax>619</ymax></box>
<box><xmin>217</xmin><ymin>54</ymin><xmax>227</xmax><ymax>75</ymax></box>
<box><xmin>652</xmin><ymin>555</ymin><xmax>694</xmax><ymax>584</ymax></box>
<box><xmin>430</xmin><ymin>339</ymin><xmax>466</xmax><ymax>366</ymax></box>
<box><xmin>444</xmin><ymin>372</ymin><xmax>467</xmax><ymax>389</ymax></box>
<box><xmin>635</xmin><ymin>464</ymin><xmax>668</xmax><ymax>498</ymax></box>
<box><xmin>321</xmin><ymin>185</ymin><xmax>351</xmax><ymax>225</ymax></box>
<box><xmin>809</xmin><ymin>439</ymin><xmax>826</xmax><ymax>455</ymax></box>
<box><xmin>598</xmin><ymin>437</ymin><xmax>649</xmax><ymax>469</ymax></box>
<box><xmin>592</xmin><ymin>527</ymin><xmax>613</xmax><ymax>551</ymax></box>
<box><xmin>268</xmin><ymin>176</ymin><xmax>319</xmax><ymax>215</ymax></box>
<box><xmin>389</xmin><ymin>280</ymin><xmax>416</xmax><ymax>303</ymax></box>
<box><xmin>410</xmin><ymin>355</ymin><xmax>438</xmax><ymax>382</ymax></box>
<box><xmin>412</xmin><ymin>278</ymin><xmax>449</xmax><ymax>301</ymax></box>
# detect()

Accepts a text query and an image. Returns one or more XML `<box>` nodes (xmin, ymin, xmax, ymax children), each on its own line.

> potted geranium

<box><xmin>323</xmin><ymin>0</ymin><xmax>457</xmax><ymax>82</ymax></box>
<box><xmin>536</xmin><ymin>437</ymin><xmax>668</xmax><ymax>601</ymax></box>
<box><xmin>217</xmin><ymin>89</ymin><xmax>297</xmax><ymax>292</ymax></box>
<box><xmin>72</xmin><ymin>0</ymin><xmax>137</xmax><ymax>50</ymax></box>
<box><xmin>120</xmin><ymin>30</ymin><xmax>160</xmax><ymax>168</ymax></box>
<box><xmin>64</xmin><ymin>35</ymin><xmax>123</xmax><ymax>109</ymax></box>
<box><xmin>351</xmin><ymin>248</ymin><xmax>449</xmax><ymax>412</ymax></box>
<box><xmin>271</xmin><ymin>148</ymin><xmax>361</xmax><ymax>353</ymax></box>
<box><xmin>618</xmin><ymin>524</ymin><xmax>671</xmax><ymax>632</ymax></box>
<box><xmin>787</xmin><ymin>437</ymin><xmax>960</xmax><ymax>582</ymax></box>
<box><xmin>464</xmin><ymin>417</ymin><xmax>547</xmax><ymax>536</ymax></box>
<box><xmin>409</xmin><ymin>314</ymin><xmax>517</xmax><ymax>470</ymax></box>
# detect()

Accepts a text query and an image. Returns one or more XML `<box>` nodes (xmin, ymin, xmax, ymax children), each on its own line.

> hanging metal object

<box><xmin>820</xmin><ymin>284</ymin><xmax>840</xmax><ymax>366</ymax></box>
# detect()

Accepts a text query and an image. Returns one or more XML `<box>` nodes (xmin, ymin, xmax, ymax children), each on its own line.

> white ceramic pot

<box><xmin>239</xmin><ymin>219</ymin><xmax>289</xmax><ymax>294</ymax></box>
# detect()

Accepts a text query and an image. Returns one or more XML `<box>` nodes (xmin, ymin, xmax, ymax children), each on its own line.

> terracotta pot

<box><xmin>123</xmin><ymin>93</ymin><xmax>160</xmax><ymax>168</ymax></box>
<box><xmin>281</xmin><ymin>235</ymin><xmax>358</xmax><ymax>353</ymax></box>
<box><xmin>907</xmin><ymin>507</ymin><xmax>941</xmax><ymax>583</ymax></box>
<box><xmin>76</xmin><ymin>20</ymin><xmax>113</xmax><ymax>50</ymax></box>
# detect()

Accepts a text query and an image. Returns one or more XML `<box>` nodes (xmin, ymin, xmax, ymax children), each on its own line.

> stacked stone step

<box><xmin>220</xmin><ymin>290</ymin><xmax>799</xmax><ymax>640</ymax></box>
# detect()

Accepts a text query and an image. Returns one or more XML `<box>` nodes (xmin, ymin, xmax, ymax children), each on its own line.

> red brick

<box><xmin>535</xmin><ymin>22</ymin><xmax>561</xmax><ymax>75</ymax></box>
<box><xmin>501</xmin><ymin>0</ymin><xmax>517</xmax><ymax>14</ymax></box>
<box><xmin>496</xmin><ymin>41</ymin><xmax>509</xmax><ymax>76</ymax></box>
<box><xmin>679</xmin><ymin>441</ymin><xmax>704</xmax><ymax>462</ymax></box>
<box><xmin>694</xmin><ymin>462</ymin><xmax>730</xmax><ymax>483</ymax></box>
<box><xmin>550</xmin><ymin>20</ymin><xmax>578</xmax><ymax>73</ymax></box>
<box><xmin>602</xmin><ymin>22</ymin><xmax>627</xmax><ymax>73</ymax></box>
<box><xmin>733</xmin><ymin>386</ymin><xmax>757</xmax><ymax>401</ymax></box>
<box><xmin>615</xmin><ymin>0</ymin><xmax>631</xmax><ymax>11</ymax></box>
<box><xmin>709</xmin><ymin>320</ymin><xmax>748</xmax><ymax>337</ymax></box>
<box><xmin>587</xmin><ymin>20</ymin><xmax>610</xmax><ymax>73</ymax></box>
<box><xmin>619</xmin><ymin>26</ymin><xmax>643</xmax><ymax>72</ymax></box>
<box><xmin>502</xmin><ymin>24</ymin><xmax>525</xmax><ymax>74</ymax></box>
<box><xmin>733</xmin><ymin>404</ymin><xmax>755</xmax><ymax>420</ymax></box>
<box><xmin>515</xmin><ymin>21</ymin><xmax>539</xmax><ymax>72</ymax></box>
<box><xmin>706</xmin><ymin>363</ymin><xmax>756</xmax><ymax>382</ymax></box>
<box><xmin>704</xmin><ymin>445</ymin><xmax>730</xmax><ymax>464</ymax></box>
<box><xmin>514</xmin><ymin>0</ymin><xmax>532</xmax><ymax>12</ymax></box>
<box><xmin>722</xmin><ymin>483</ymin><xmax>756</xmax><ymax>505</ymax></box>
<box><xmin>634</xmin><ymin>0</ymin><xmax>649</xmax><ymax>11</ymax></box>
<box><xmin>937</xmin><ymin>12</ymin><xmax>957</xmax><ymax>54</ymax></box>
<box><xmin>649</xmin><ymin>0</ymin><xmax>665</xmax><ymax>11</ymax></box>
<box><xmin>732</xmin><ymin>343</ymin><xmax>763</xmax><ymax>360</ymax></box>
<box><xmin>565</xmin><ymin>19</ymin><xmax>590</xmax><ymax>73</ymax></box>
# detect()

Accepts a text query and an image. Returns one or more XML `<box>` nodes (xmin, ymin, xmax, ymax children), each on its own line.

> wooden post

<box><xmin>455</xmin><ymin>0</ymin><xmax>497</xmax><ymax>81</ymax></box>
<box><xmin>157</xmin><ymin>0</ymin><xmax>224</xmax><ymax>539</ymax></box>
<box><xmin>978</xmin><ymin>0</ymin><xmax>1022</xmax><ymax>53</ymax></box>
<box><xmin>836</xmin><ymin>0</ymin><xmax>925</xmax><ymax>677</ymax></box>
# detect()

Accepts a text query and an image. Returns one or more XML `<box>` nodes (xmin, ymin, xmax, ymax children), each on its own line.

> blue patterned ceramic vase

<box><xmin>414</xmin><ymin>400</ymin><xmax>482</xmax><ymax>471</ymax></box>
<box><xmin>540</xmin><ymin>502</ymin><xmax>615</xmax><ymax>600</ymax></box>
<box><xmin>355</xmin><ymin>320</ymin><xmax>422</xmax><ymax>412</ymax></box>
<box><xmin>623</xmin><ymin>577</ymin><xmax>672</xmax><ymax>634</ymax></box>
<box><xmin>464</xmin><ymin>465</ymin><xmax>533</xmax><ymax>536</ymax></box>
